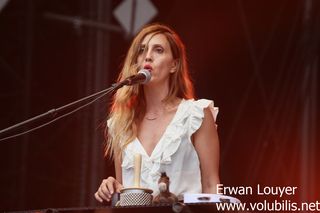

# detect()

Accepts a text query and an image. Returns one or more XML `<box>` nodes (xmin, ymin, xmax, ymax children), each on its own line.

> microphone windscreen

<box><xmin>138</xmin><ymin>69</ymin><xmax>152</xmax><ymax>84</ymax></box>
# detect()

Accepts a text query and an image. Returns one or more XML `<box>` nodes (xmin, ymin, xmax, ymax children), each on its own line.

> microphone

<box><xmin>121</xmin><ymin>69</ymin><xmax>152</xmax><ymax>86</ymax></box>
<box><xmin>0</xmin><ymin>69</ymin><xmax>151</xmax><ymax>140</ymax></box>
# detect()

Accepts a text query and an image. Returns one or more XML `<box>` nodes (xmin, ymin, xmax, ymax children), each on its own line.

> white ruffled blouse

<box><xmin>120</xmin><ymin>99</ymin><xmax>218</xmax><ymax>199</ymax></box>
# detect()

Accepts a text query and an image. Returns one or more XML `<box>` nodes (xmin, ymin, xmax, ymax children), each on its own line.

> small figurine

<box><xmin>153</xmin><ymin>172</ymin><xmax>178</xmax><ymax>204</ymax></box>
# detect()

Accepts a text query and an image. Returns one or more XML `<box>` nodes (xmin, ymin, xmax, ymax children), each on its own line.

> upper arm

<box><xmin>114</xmin><ymin>155</ymin><xmax>123</xmax><ymax>184</ymax></box>
<box><xmin>193</xmin><ymin>107</ymin><xmax>220</xmax><ymax>193</ymax></box>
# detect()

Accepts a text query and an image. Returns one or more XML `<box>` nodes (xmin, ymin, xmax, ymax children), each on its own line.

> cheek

<box><xmin>137</xmin><ymin>55</ymin><xmax>143</xmax><ymax>64</ymax></box>
<box><xmin>136</xmin><ymin>56</ymin><xmax>145</xmax><ymax>68</ymax></box>
<box><xmin>156</xmin><ymin>55</ymin><xmax>172</xmax><ymax>66</ymax></box>
<box><xmin>161</xmin><ymin>59</ymin><xmax>175</xmax><ymax>72</ymax></box>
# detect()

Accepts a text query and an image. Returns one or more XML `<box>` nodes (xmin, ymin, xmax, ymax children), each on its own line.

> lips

<box><xmin>143</xmin><ymin>64</ymin><xmax>153</xmax><ymax>71</ymax></box>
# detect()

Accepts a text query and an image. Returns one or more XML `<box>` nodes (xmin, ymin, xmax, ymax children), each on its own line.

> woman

<box><xmin>95</xmin><ymin>23</ymin><xmax>220</xmax><ymax>202</ymax></box>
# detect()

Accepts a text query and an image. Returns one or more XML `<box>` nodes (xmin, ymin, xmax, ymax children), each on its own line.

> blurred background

<box><xmin>0</xmin><ymin>0</ymin><xmax>319</xmax><ymax>211</ymax></box>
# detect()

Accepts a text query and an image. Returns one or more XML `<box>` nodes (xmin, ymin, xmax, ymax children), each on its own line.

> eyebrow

<box><xmin>140</xmin><ymin>43</ymin><xmax>164</xmax><ymax>49</ymax></box>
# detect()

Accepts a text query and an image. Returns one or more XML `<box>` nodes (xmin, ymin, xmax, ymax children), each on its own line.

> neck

<box><xmin>143</xmin><ymin>82</ymin><xmax>170</xmax><ymax>113</ymax></box>
<box><xmin>142</xmin><ymin>81</ymin><xmax>181</xmax><ymax>121</ymax></box>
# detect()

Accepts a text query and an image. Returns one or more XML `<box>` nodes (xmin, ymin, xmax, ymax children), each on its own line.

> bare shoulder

<box><xmin>194</xmin><ymin>106</ymin><xmax>217</xmax><ymax>139</ymax></box>
<box><xmin>193</xmin><ymin>106</ymin><xmax>220</xmax><ymax>193</ymax></box>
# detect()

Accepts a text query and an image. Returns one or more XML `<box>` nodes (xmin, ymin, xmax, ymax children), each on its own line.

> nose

<box><xmin>145</xmin><ymin>57</ymin><xmax>152</xmax><ymax>62</ymax></box>
<box><xmin>144</xmin><ymin>49</ymin><xmax>153</xmax><ymax>62</ymax></box>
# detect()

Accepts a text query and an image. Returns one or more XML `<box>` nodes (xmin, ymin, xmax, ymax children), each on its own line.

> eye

<box><xmin>138</xmin><ymin>46</ymin><xmax>145</xmax><ymax>54</ymax></box>
<box><xmin>138</xmin><ymin>44</ymin><xmax>146</xmax><ymax>55</ymax></box>
<box><xmin>155</xmin><ymin>47</ymin><xmax>164</xmax><ymax>53</ymax></box>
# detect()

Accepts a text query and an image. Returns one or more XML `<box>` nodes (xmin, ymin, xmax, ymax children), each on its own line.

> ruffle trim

<box><xmin>121</xmin><ymin>99</ymin><xmax>218</xmax><ymax>182</ymax></box>
<box><xmin>121</xmin><ymin>120</ymin><xmax>187</xmax><ymax>182</ymax></box>
<box><xmin>188</xmin><ymin>99</ymin><xmax>219</xmax><ymax>137</ymax></box>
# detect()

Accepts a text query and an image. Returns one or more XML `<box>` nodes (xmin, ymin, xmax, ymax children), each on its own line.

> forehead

<box><xmin>141</xmin><ymin>33</ymin><xmax>170</xmax><ymax>47</ymax></box>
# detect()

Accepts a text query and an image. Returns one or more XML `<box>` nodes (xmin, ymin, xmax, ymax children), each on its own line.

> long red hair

<box><xmin>105</xmin><ymin>23</ymin><xmax>194</xmax><ymax>159</ymax></box>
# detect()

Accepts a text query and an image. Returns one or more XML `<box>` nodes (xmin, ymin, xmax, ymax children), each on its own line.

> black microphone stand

<box><xmin>0</xmin><ymin>81</ymin><xmax>126</xmax><ymax>141</ymax></box>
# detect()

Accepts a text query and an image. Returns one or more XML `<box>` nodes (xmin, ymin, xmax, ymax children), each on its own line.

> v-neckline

<box><xmin>136</xmin><ymin>99</ymin><xmax>185</xmax><ymax>158</ymax></box>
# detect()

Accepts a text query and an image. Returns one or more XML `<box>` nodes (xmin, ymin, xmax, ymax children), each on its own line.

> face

<box><xmin>137</xmin><ymin>33</ymin><xmax>177</xmax><ymax>85</ymax></box>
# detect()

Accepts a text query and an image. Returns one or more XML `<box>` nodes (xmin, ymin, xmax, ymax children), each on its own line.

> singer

<box><xmin>95</xmin><ymin>23</ymin><xmax>220</xmax><ymax>202</ymax></box>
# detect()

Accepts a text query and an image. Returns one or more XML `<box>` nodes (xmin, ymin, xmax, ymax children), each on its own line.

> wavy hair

<box><xmin>105</xmin><ymin>23</ymin><xmax>194</xmax><ymax>159</ymax></box>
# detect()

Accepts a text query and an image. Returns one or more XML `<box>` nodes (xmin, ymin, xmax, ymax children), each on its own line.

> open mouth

<box><xmin>143</xmin><ymin>64</ymin><xmax>153</xmax><ymax>71</ymax></box>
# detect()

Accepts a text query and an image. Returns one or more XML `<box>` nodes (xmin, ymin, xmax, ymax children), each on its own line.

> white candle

<box><xmin>133</xmin><ymin>153</ymin><xmax>141</xmax><ymax>188</ymax></box>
